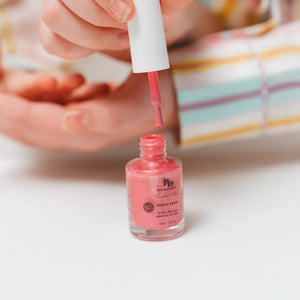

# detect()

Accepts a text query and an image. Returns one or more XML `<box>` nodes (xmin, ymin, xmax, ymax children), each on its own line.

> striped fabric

<box><xmin>201</xmin><ymin>0</ymin><xmax>272</xmax><ymax>28</ymax></box>
<box><xmin>1</xmin><ymin>0</ymin><xmax>300</xmax><ymax>150</ymax></box>
<box><xmin>171</xmin><ymin>20</ymin><xmax>300</xmax><ymax>148</ymax></box>
<box><xmin>0</xmin><ymin>0</ymin><xmax>69</xmax><ymax>74</ymax></box>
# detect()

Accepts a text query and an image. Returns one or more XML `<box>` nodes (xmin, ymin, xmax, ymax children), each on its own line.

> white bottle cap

<box><xmin>127</xmin><ymin>0</ymin><xmax>170</xmax><ymax>73</ymax></box>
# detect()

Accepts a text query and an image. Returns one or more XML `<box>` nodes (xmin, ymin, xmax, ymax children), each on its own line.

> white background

<box><xmin>0</xmin><ymin>55</ymin><xmax>300</xmax><ymax>299</ymax></box>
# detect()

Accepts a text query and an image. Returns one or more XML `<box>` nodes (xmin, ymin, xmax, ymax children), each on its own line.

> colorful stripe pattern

<box><xmin>171</xmin><ymin>21</ymin><xmax>300</xmax><ymax>148</ymax></box>
<box><xmin>201</xmin><ymin>0</ymin><xmax>272</xmax><ymax>28</ymax></box>
<box><xmin>0</xmin><ymin>0</ymin><xmax>69</xmax><ymax>74</ymax></box>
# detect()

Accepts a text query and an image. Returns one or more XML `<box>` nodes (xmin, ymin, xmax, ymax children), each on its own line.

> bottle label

<box><xmin>127</xmin><ymin>168</ymin><xmax>183</xmax><ymax>230</ymax></box>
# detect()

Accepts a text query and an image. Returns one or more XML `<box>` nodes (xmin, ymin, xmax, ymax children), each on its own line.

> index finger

<box><xmin>94</xmin><ymin>0</ymin><xmax>135</xmax><ymax>23</ymax></box>
<box><xmin>61</xmin><ymin>0</ymin><xmax>125</xmax><ymax>28</ymax></box>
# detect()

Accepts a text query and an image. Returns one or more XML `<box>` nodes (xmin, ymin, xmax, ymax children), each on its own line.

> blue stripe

<box><xmin>268</xmin><ymin>69</ymin><xmax>300</xmax><ymax>87</ymax></box>
<box><xmin>178</xmin><ymin>77</ymin><xmax>262</xmax><ymax>106</ymax></box>
<box><xmin>180</xmin><ymin>97</ymin><xmax>262</xmax><ymax>125</ymax></box>
<box><xmin>269</xmin><ymin>88</ymin><xmax>300</xmax><ymax>106</ymax></box>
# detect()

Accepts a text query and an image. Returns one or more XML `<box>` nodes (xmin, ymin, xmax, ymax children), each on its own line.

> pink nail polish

<box><xmin>126</xmin><ymin>134</ymin><xmax>184</xmax><ymax>241</ymax></box>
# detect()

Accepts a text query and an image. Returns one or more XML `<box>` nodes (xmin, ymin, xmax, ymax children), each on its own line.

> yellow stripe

<box><xmin>172</xmin><ymin>53</ymin><xmax>252</xmax><ymax>73</ymax></box>
<box><xmin>172</xmin><ymin>45</ymin><xmax>300</xmax><ymax>74</ymax></box>
<box><xmin>257</xmin><ymin>19</ymin><xmax>276</xmax><ymax>36</ymax></box>
<box><xmin>182</xmin><ymin>116</ymin><xmax>300</xmax><ymax>147</ymax></box>
<box><xmin>172</xmin><ymin>53</ymin><xmax>251</xmax><ymax>68</ymax></box>
<box><xmin>261</xmin><ymin>45</ymin><xmax>300</xmax><ymax>61</ymax></box>
<box><xmin>267</xmin><ymin>116</ymin><xmax>300</xmax><ymax>128</ymax></box>
<box><xmin>217</xmin><ymin>0</ymin><xmax>238</xmax><ymax>22</ymax></box>
<box><xmin>59</xmin><ymin>60</ymin><xmax>73</xmax><ymax>73</ymax></box>
<box><xmin>182</xmin><ymin>124</ymin><xmax>260</xmax><ymax>146</ymax></box>
<box><xmin>0</xmin><ymin>8</ymin><xmax>16</xmax><ymax>53</ymax></box>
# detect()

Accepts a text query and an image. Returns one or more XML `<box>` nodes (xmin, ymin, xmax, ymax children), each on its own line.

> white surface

<box><xmin>0</xmin><ymin>132</ymin><xmax>300</xmax><ymax>300</ymax></box>
<box><xmin>128</xmin><ymin>0</ymin><xmax>170</xmax><ymax>73</ymax></box>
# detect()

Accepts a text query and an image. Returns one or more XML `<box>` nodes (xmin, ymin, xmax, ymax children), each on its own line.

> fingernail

<box><xmin>108</xmin><ymin>0</ymin><xmax>131</xmax><ymax>23</ymax></box>
<box><xmin>62</xmin><ymin>110</ymin><xmax>91</xmax><ymax>131</ymax></box>
<box><xmin>115</xmin><ymin>32</ymin><xmax>129</xmax><ymax>49</ymax></box>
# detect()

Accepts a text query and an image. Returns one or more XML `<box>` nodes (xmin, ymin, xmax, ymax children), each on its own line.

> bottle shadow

<box><xmin>184</xmin><ymin>211</ymin><xmax>206</xmax><ymax>234</ymax></box>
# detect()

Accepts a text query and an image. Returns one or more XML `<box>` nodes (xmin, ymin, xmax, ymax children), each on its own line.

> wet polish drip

<box><xmin>148</xmin><ymin>71</ymin><xmax>163</xmax><ymax>128</ymax></box>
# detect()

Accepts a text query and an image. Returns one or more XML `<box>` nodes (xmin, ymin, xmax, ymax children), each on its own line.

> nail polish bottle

<box><xmin>126</xmin><ymin>134</ymin><xmax>184</xmax><ymax>241</ymax></box>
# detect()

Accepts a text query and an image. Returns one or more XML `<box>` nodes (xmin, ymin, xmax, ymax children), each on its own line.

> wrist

<box><xmin>167</xmin><ymin>1</ymin><xmax>227</xmax><ymax>49</ymax></box>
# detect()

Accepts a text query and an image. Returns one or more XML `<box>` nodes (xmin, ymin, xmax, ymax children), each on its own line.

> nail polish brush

<box><xmin>127</xmin><ymin>0</ymin><xmax>170</xmax><ymax>128</ymax></box>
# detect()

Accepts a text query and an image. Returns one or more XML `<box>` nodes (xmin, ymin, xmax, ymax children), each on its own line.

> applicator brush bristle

<box><xmin>148</xmin><ymin>71</ymin><xmax>164</xmax><ymax>129</ymax></box>
<box><xmin>155</xmin><ymin>106</ymin><xmax>163</xmax><ymax>128</ymax></box>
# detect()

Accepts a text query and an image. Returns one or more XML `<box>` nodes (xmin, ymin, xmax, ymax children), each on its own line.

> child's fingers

<box><xmin>94</xmin><ymin>0</ymin><xmax>135</xmax><ymax>23</ymax></box>
<box><xmin>4</xmin><ymin>70</ymin><xmax>58</xmax><ymax>99</ymax></box>
<box><xmin>40</xmin><ymin>73</ymin><xmax>86</xmax><ymax>104</ymax></box>
<box><xmin>0</xmin><ymin>93</ymin><xmax>62</xmax><ymax>133</ymax></box>
<box><xmin>61</xmin><ymin>0</ymin><xmax>125</xmax><ymax>28</ymax></box>
<box><xmin>3</xmin><ymin>69</ymin><xmax>87</xmax><ymax>103</ymax></box>
<box><xmin>57</xmin><ymin>73</ymin><xmax>86</xmax><ymax>95</ymax></box>
<box><xmin>42</xmin><ymin>0</ymin><xmax>129</xmax><ymax>51</ymax></box>
<box><xmin>0</xmin><ymin>93</ymin><xmax>105</xmax><ymax>151</ymax></box>
<box><xmin>39</xmin><ymin>21</ymin><xmax>94</xmax><ymax>59</ymax></box>
<box><xmin>62</xmin><ymin>83</ymin><xmax>112</xmax><ymax>103</ymax></box>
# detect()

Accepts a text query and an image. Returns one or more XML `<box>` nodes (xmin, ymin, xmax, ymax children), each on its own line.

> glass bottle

<box><xmin>126</xmin><ymin>134</ymin><xmax>184</xmax><ymax>241</ymax></box>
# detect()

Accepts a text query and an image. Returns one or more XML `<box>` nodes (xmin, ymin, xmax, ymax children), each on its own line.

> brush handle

<box><xmin>128</xmin><ymin>0</ymin><xmax>170</xmax><ymax>73</ymax></box>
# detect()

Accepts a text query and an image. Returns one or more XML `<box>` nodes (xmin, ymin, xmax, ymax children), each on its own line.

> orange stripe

<box><xmin>0</xmin><ymin>8</ymin><xmax>16</xmax><ymax>53</ymax></box>
<box><xmin>261</xmin><ymin>45</ymin><xmax>300</xmax><ymax>60</ymax></box>
<box><xmin>182</xmin><ymin>124</ymin><xmax>260</xmax><ymax>146</ymax></box>
<box><xmin>257</xmin><ymin>19</ymin><xmax>276</xmax><ymax>36</ymax></box>
<box><xmin>218</xmin><ymin>0</ymin><xmax>238</xmax><ymax>21</ymax></box>
<box><xmin>59</xmin><ymin>60</ymin><xmax>73</xmax><ymax>73</ymax></box>
<box><xmin>267</xmin><ymin>116</ymin><xmax>300</xmax><ymax>128</ymax></box>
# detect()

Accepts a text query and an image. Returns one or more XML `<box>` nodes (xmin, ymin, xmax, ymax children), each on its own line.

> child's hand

<box><xmin>0</xmin><ymin>68</ymin><xmax>110</xmax><ymax>104</ymax></box>
<box><xmin>0</xmin><ymin>70</ymin><xmax>177</xmax><ymax>151</ymax></box>
<box><xmin>39</xmin><ymin>0</ymin><xmax>207</xmax><ymax>60</ymax></box>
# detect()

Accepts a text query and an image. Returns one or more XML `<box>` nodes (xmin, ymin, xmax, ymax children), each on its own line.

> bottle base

<box><xmin>129</xmin><ymin>218</ymin><xmax>185</xmax><ymax>241</ymax></box>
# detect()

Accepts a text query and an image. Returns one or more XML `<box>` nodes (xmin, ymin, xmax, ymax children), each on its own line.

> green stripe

<box><xmin>178</xmin><ymin>77</ymin><xmax>262</xmax><ymax>106</ymax></box>
<box><xmin>268</xmin><ymin>69</ymin><xmax>300</xmax><ymax>87</ymax></box>
<box><xmin>269</xmin><ymin>88</ymin><xmax>300</xmax><ymax>106</ymax></box>
<box><xmin>180</xmin><ymin>97</ymin><xmax>261</xmax><ymax>125</ymax></box>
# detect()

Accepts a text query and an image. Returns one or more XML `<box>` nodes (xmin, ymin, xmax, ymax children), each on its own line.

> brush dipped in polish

<box><xmin>127</xmin><ymin>0</ymin><xmax>169</xmax><ymax>128</ymax></box>
<box><xmin>148</xmin><ymin>71</ymin><xmax>163</xmax><ymax>128</ymax></box>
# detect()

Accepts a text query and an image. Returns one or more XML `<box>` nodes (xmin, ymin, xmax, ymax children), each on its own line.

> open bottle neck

<box><xmin>140</xmin><ymin>134</ymin><xmax>167</xmax><ymax>162</ymax></box>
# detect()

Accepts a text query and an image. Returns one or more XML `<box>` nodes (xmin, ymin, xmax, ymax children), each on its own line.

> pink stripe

<box><xmin>180</xmin><ymin>81</ymin><xmax>300</xmax><ymax>112</ymax></box>
<box><xmin>180</xmin><ymin>90</ymin><xmax>261</xmax><ymax>112</ymax></box>
<box><xmin>269</xmin><ymin>82</ymin><xmax>300</xmax><ymax>92</ymax></box>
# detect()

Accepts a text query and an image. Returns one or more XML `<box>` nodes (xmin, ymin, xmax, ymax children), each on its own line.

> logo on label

<box><xmin>164</xmin><ymin>178</ymin><xmax>174</xmax><ymax>188</ymax></box>
<box><xmin>143</xmin><ymin>202</ymin><xmax>154</xmax><ymax>213</ymax></box>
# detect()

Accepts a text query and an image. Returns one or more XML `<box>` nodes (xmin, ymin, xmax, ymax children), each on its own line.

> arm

<box><xmin>170</xmin><ymin>15</ymin><xmax>300</xmax><ymax>148</ymax></box>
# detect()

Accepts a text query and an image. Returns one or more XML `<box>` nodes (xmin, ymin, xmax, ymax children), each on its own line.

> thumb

<box><xmin>160</xmin><ymin>0</ymin><xmax>194</xmax><ymax>15</ymax></box>
<box><xmin>61</xmin><ymin>92</ymin><xmax>151</xmax><ymax>133</ymax></box>
<box><xmin>61</xmin><ymin>73</ymin><xmax>154</xmax><ymax>133</ymax></box>
<box><xmin>61</xmin><ymin>97</ymin><xmax>130</xmax><ymax>134</ymax></box>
